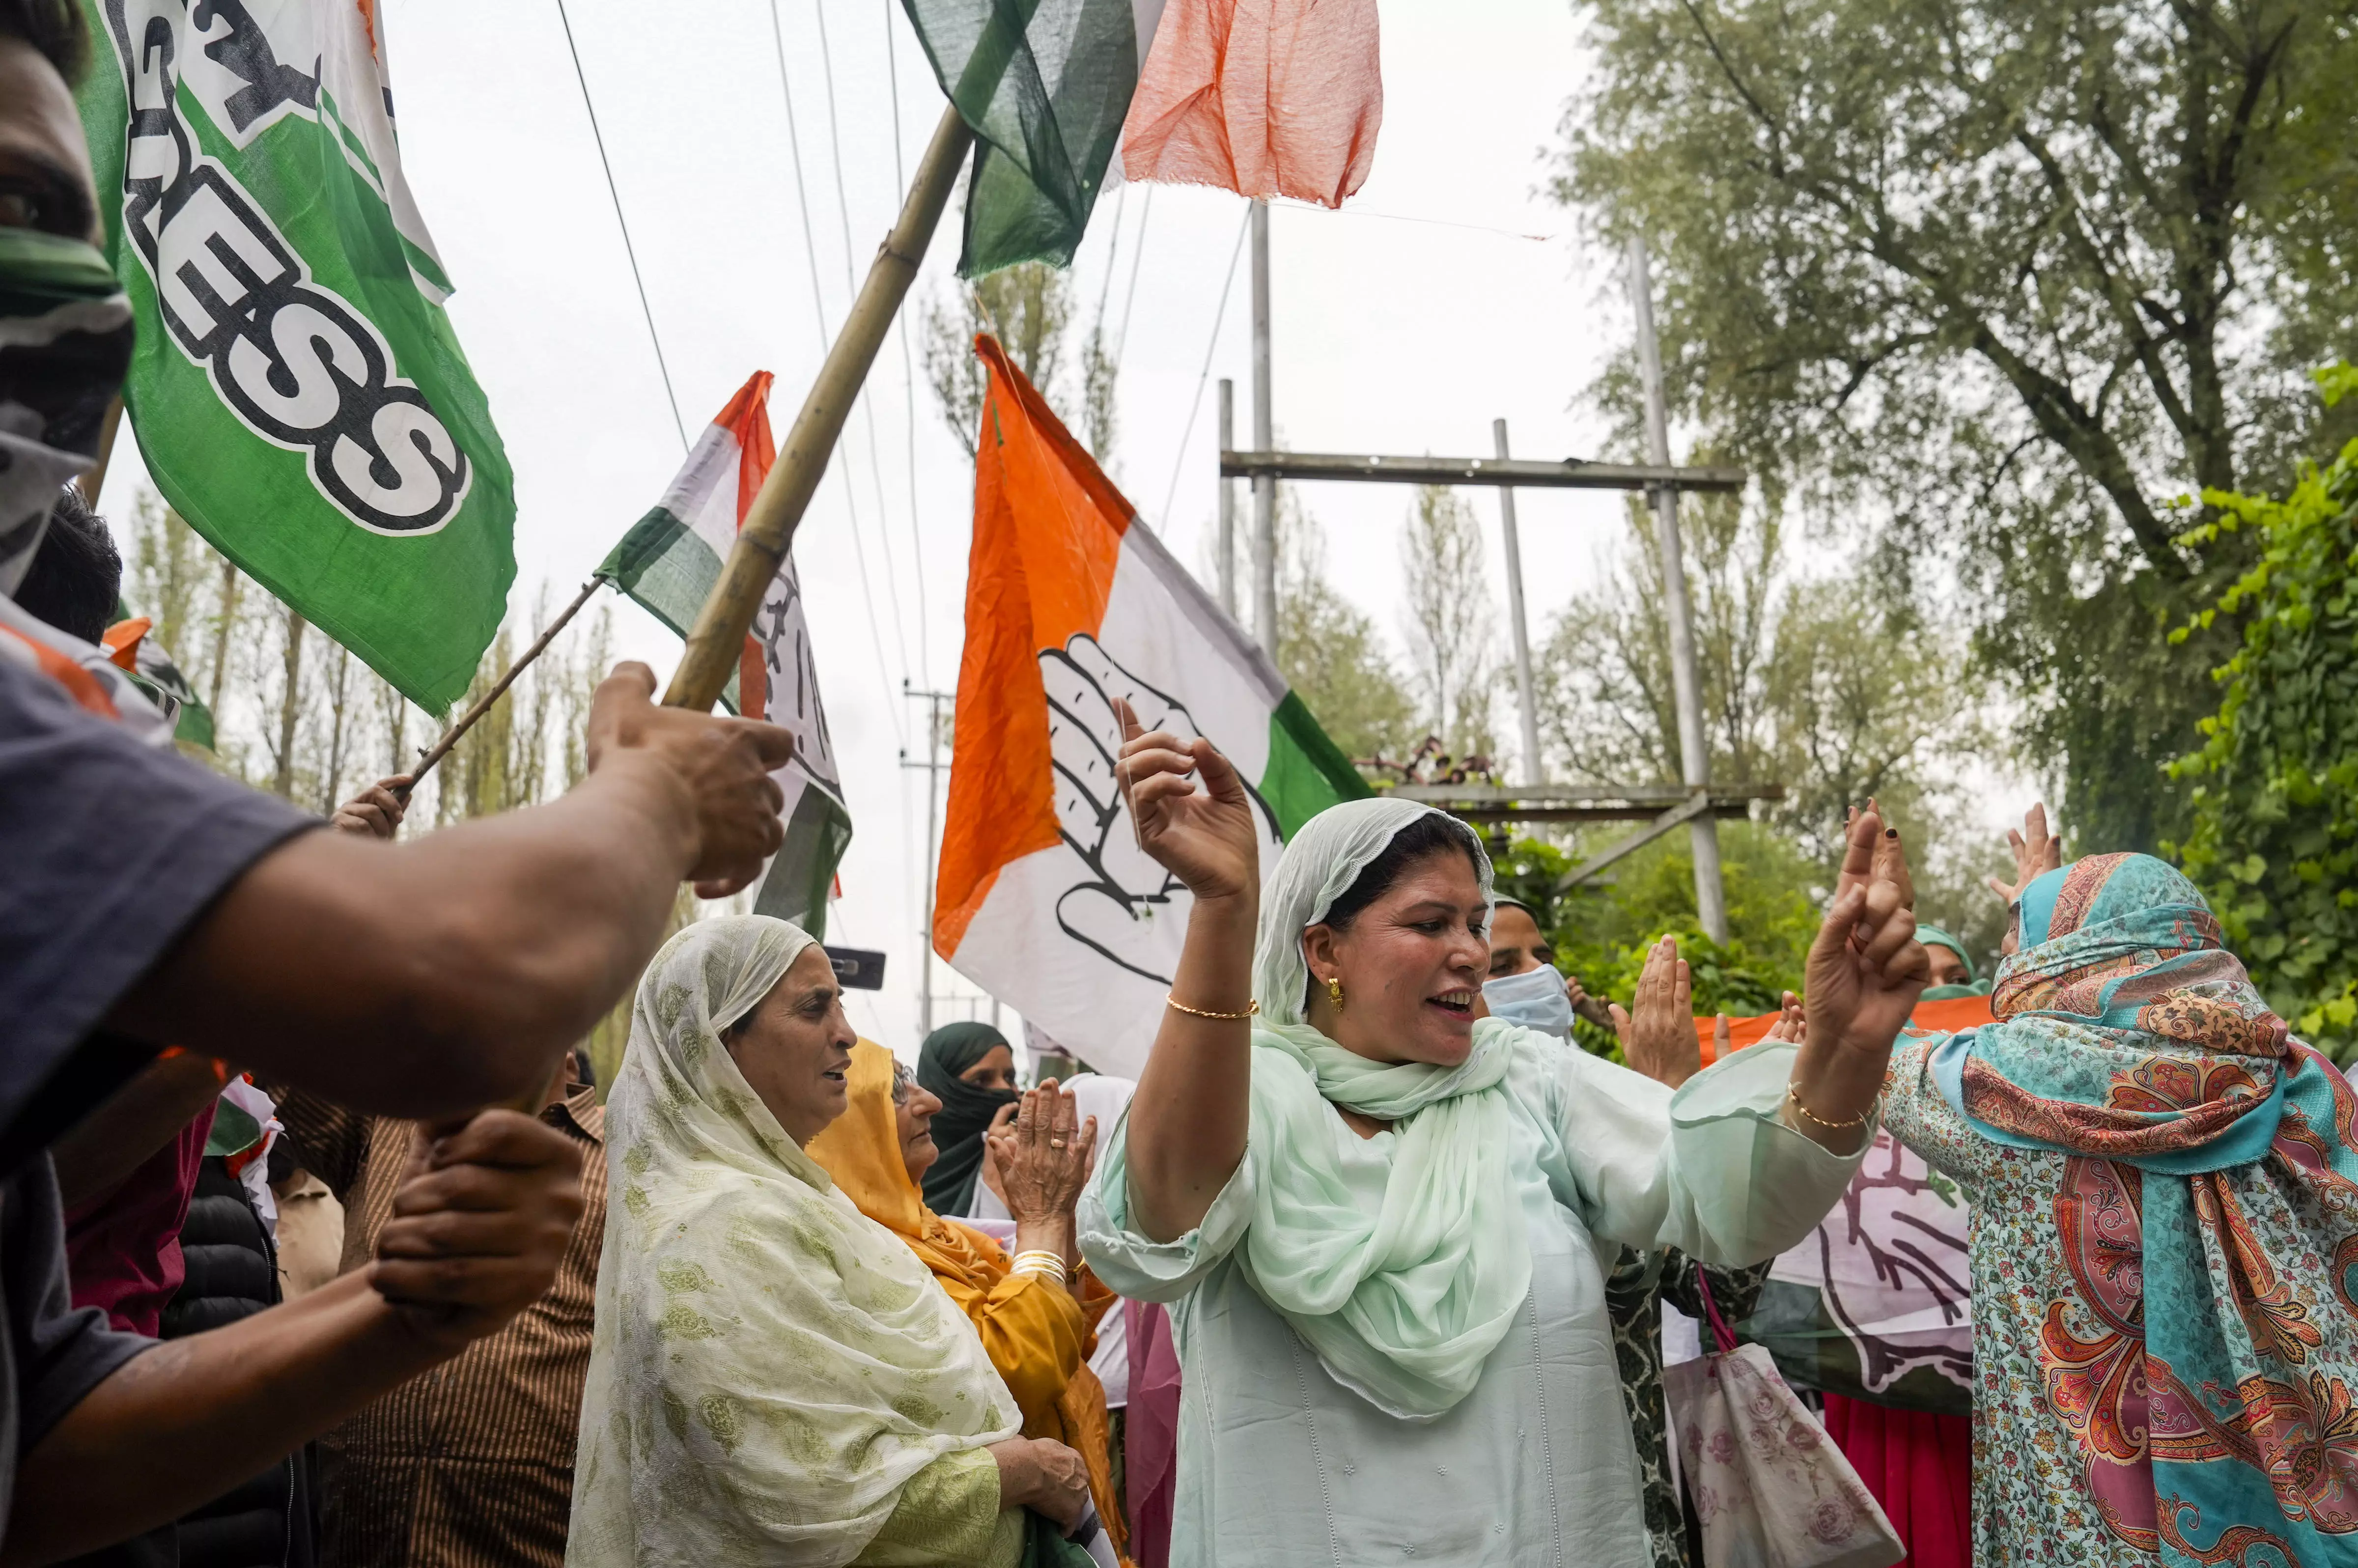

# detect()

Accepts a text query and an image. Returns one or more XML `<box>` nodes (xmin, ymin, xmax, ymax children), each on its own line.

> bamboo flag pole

<box><xmin>395</xmin><ymin>575</ymin><xmax>605</xmax><ymax>796</ymax></box>
<box><xmin>662</xmin><ymin>102</ymin><xmax>975</xmax><ymax>712</ymax></box>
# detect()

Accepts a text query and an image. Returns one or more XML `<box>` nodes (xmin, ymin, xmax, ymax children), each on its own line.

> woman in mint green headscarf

<box><xmin>1079</xmin><ymin>707</ymin><xmax>1933</xmax><ymax>1568</ymax></box>
<box><xmin>1916</xmin><ymin>924</ymin><xmax>1991</xmax><ymax>1000</ymax></box>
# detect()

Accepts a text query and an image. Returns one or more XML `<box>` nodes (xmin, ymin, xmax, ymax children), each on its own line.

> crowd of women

<box><xmin>542</xmin><ymin>697</ymin><xmax>2358</xmax><ymax>1568</ymax></box>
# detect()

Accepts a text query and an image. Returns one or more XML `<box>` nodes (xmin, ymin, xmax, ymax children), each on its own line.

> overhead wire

<box><xmin>1116</xmin><ymin>186</ymin><xmax>1154</xmax><ymax>359</ymax></box>
<box><xmin>555</xmin><ymin>0</ymin><xmax>687</xmax><ymax>452</ymax></box>
<box><xmin>768</xmin><ymin>0</ymin><xmax>907</xmax><ymax>750</ymax></box>
<box><xmin>814</xmin><ymin>0</ymin><xmax>914</xmax><ymax>686</ymax></box>
<box><xmin>1156</xmin><ymin>207</ymin><xmax>1251</xmax><ymax>529</ymax></box>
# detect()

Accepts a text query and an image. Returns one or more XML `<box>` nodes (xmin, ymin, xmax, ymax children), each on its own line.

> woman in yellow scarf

<box><xmin>809</xmin><ymin>1043</ymin><xmax>1128</xmax><ymax>1561</ymax></box>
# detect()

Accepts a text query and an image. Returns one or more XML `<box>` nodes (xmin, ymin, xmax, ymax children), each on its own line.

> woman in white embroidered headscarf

<box><xmin>1079</xmin><ymin>707</ymin><xmax>1930</xmax><ymax>1567</ymax></box>
<box><xmin>566</xmin><ymin>915</ymin><xmax>1094</xmax><ymax>1568</ymax></box>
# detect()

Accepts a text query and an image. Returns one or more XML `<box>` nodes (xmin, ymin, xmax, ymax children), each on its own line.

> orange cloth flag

<box><xmin>1118</xmin><ymin>0</ymin><xmax>1383</xmax><ymax>206</ymax></box>
<box><xmin>1693</xmin><ymin>992</ymin><xmax>1998</xmax><ymax>1067</ymax></box>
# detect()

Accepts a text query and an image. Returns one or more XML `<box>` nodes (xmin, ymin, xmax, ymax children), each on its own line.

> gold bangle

<box><xmin>1166</xmin><ymin>994</ymin><xmax>1259</xmax><ymax>1020</ymax></box>
<box><xmin>1011</xmin><ymin>1251</ymin><xmax>1068</xmax><ymax>1284</ymax></box>
<box><xmin>1785</xmin><ymin>1082</ymin><xmax>1871</xmax><ymax>1132</ymax></box>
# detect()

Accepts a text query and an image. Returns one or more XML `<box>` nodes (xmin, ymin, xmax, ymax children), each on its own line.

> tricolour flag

<box><xmin>76</xmin><ymin>0</ymin><xmax>515</xmax><ymax>714</ymax></box>
<box><xmin>898</xmin><ymin>0</ymin><xmax>1168</xmax><ymax>277</ymax></box>
<box><xmin>1120</xmin><ymin>0</ymin><xmax>1383</xmax><ymax>206</ymax></box>
<box><xmin>599</xmin><ymin>373</ymin><xmax>852</xmax><ymax>938</ymax></box>
<box><xmin>102</xmin><ymin>612</ymin><xmax>214</xmax><ymax>749</ymax></box>
<box><xmin>935</xmin><ymin>336</ymin><xmax>1366</xmax><ymax>1075</ymax></box>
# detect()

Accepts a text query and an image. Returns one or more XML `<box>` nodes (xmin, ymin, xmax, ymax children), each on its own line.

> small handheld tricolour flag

<box><xmin>935</xmin><ymin>336</ymin><xmax>1367</xmax><ymax>1076</ymax></box>
<box><xmin>599</xmin><ymin>374</ymin><xmax>853</xmax><ymax>937</ymax></box>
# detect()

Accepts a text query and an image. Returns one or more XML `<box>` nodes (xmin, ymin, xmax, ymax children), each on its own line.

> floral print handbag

<box><xmin>1663</xmin><ymin>1274</ymin><xmax>1905</xmax><ymax>1568</ymax></box>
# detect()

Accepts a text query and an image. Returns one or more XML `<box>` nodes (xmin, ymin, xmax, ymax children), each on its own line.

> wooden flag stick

<box><xmin>662</xmin><ymin>102</ymin><xmax>975</xmax><ymax>712</ymax></box>
<box><xmin>398</xmin><ymin>575</ymin><xmax>606</xmax><ymax>796</ymax></box>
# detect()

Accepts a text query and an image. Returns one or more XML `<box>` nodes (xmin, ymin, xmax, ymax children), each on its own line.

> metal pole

<box><xmin>1493</xmin><ymin>419</ymin><xmax>1544</xmax><ymax>787</ymax></box>
<box><xmin>1626</xmin><ymin>237</ymin><xmax>1728</xmax><ymax>943</ymax></box>
<box><xmin>1218</xmin><ymin>378</ymin><xmax>1237</xmax><ymax>617</ymax></box>
<box><xmin>665</xmin><ymin>103</ymin><xmax>974</xmax><ymax>711</ymax></box>
<box><xmin>919</xmin><ymin>687</ymin><xmax>945</xmax><ymax>1036</ymax></box>
<box><xmin>1250</xmin><ymin>200</ymin><xmax>1278</xmax><ymax>659</ymax></box>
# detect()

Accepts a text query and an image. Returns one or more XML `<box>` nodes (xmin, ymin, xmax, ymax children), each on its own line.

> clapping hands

<box><xmin>1612</xmin><ymin>938</ymin><xmax>1704</xmax><ymax>1091</ymax></box>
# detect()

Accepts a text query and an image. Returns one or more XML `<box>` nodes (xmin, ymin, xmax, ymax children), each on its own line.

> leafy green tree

<box><xmin>922</xmin><ymin>261</ymin><xmax>1078</xmax><ymax>456</ymax></box>
<box><xmin>2168</xmin><ymin>368</ymin><xmax>2358</xmax><ymax>1059</ymax></box>
<box><xmin>1398</xmin><ymin>486</ymin><xmax>1499</xmax><ymax>760</ymax></box>
<box><xmin>1557</xmin><ymin>0</ymin><xmax>2358</xmax><ymax>852</ymax></box>
<box><xmin>1266</xmin><ymin>493</ymin><xmax>1421</xmax><ymax>767</ymax></box>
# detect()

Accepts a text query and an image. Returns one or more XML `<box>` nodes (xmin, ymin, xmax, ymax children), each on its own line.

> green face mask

<box><xmin>0</xmin><ymin>227</ymin><xmax>134</xmax><ymax>598</ymax></box>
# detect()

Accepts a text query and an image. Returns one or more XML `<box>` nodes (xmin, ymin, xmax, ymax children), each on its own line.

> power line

<box><xmin>1157</xmin><ymin>207</ymin><xmax>1251</xmax><ymax>529</ymax></box>
<box><xmin>814</xmin><ymin>0</ymin><xmax>914</xmax><ymax>686</ymax></box>
<box><xmin>767</xmin><ymin>0</ymin><xmax>907</xmax><ymax>749</ymax></box>
<box><xmin>1095</xmin><ymin>184</ymin><xmax>1127</xmax><ymax>328</ymax></box>
<box><xmin>554</xmin><ymin>0</ymin><xmax>686</xmax><ymax>452</ymax></box>
<box><xmin>1117</xmin><ymin>186</ymin><xmax>1155</xmax><ymax>360</ymax></box>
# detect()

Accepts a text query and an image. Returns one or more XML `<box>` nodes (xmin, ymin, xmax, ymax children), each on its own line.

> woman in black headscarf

<box><xmin>916</xmin><ymin>1021</ymin><xmax>1022</xmax><ymax>1216</ymax></box>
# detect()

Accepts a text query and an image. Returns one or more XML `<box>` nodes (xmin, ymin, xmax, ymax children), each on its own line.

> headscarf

<box><xmin>1914</xmin><ymin>923</ymin><xmax>1990</xmax><ymax>1001</ymax></box>
<box><xmin>1929</xmin><ymin>854</ymin><xmax>2358</xmax><ymax>1555</ymax></box>
<box><xmin>917</xmin><ymin>1021</ymin><xmax>1019</xmax><ymax>1217</ymax></box>
<box><xmin>809</xmin><ymin>1042</ymin><xmax>1130</xmax><ymax>1562</ymax></box>
<box><xmin>567</xmin><ymin>918</ymin><xmax>1019</xmax><ymax>1568</ymax></box>
<box><xmin>1225</xmin><ymin>797</ymin><xmax>1533</xmax><ymax>1418</ymax></box>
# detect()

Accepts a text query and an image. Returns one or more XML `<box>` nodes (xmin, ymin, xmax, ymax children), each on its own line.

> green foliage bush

<box><xmin>2169</xmin><ymin>367</ymin><xmax>2358</xmax><ymax>1061</ymax></box>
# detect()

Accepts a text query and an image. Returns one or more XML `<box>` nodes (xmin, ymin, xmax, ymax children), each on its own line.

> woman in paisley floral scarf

<box><xmin>1883</xmin><ymin>850</ymin><xmax>2358</xmax><ymax>1565</ymax></box>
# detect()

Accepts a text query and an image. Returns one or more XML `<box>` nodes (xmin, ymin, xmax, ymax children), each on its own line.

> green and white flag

<box><xmin>899</xmin><ymin>0</ymin><xmax>1166</xmax><ymax>276</ymax></box>
<box><xmin>76</xmin><ymin>0</ymin><xmax>515</xmax><ymax>714</ymax></box>
<box><xmin>599</xmin><ymin>372</ymin><xmax>853</xmax><ymax>938</ymax></box>
<box><xmin>104</xmin><ymin>603</ymin><xmax>213</xmax><ymax>748</ymax></box>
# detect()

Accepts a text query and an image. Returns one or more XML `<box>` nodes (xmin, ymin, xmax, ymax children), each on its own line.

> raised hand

<box><xmin>585</xmin><ymin>661</ymin><xmax>793</xmax><ymax>898</ymax></box>
<box><xmin>985</xmin><ymin>1080</ymin><xmax>1100</xmax><ymax>1224</ymax></box>
<box><xmin>1115</xmin><ymin>696</ymin><xmax>1261</xmax><ymax>904</ymax></box>
<box><xmin>1611</xmin><ymin>937</ymin><xmax>1703</xmax><ymax>1090</ymax></box>
<box><xmin>1986</xmin><ymin>803</ymin><xmax>2061</xmax><ymax>906</ymax></box>
<box><xmin>331</xmin><ymin>776</ymin><xmax>412</xmax><ymax>840</ymax></box>
<box><xmin>1801</xmin><ymin>807</ymin><xmax>1929</xmax><ymax>1078</ymax></box>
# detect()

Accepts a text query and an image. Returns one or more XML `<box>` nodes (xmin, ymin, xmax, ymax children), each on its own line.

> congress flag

<box><xmin>936</xmin><ymin>335</ymin><xmax>1366</xmax><ymax>1075</ymax></box>
<box><xmin>599</xmin><ymin>373</ymin><xmax>852</xmax><ymax>937</ymax></box>
<box><xmin>75</xmin><ymin>0</ymin><xmax>515</xmax><ymax>715</ymax></box>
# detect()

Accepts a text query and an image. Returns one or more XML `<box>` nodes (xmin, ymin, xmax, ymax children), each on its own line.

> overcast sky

<box><xmin>102</xmin><ymin>0</ymin><xmax>1684</xmax><ymax>1054</ymax></box>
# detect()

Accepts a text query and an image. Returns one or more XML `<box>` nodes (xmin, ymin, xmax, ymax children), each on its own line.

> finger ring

<box><xmin>1049</xmin><ymin>1138</ymin><xmax>1067</xmax><ymax>1148</ymax></box>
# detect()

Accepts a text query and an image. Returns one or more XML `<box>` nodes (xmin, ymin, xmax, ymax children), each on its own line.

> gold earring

<box><xmin>1325</xmin><ymin>976</ymin><xmax>1345</xmax><ymax>1013</ymax></box>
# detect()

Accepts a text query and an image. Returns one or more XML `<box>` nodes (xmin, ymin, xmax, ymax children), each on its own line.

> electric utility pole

<box><xmin>899</xmin><ymin>683</ymin><xmax>954</xmax><ymax>1034</ymax></box>
<box><xmin>1218</xmin><ymin>378</ymin><xmax>1237</xmax><ymax>617</ymax></box>
<box><xmin>1493</xmin><ymin>419</ymin><xmax>1544</xmax><ymax>787</ymax></box>
<box><xmin>1626</xmin><ymin>236</ymin><xmax>1727</xmax><ymax>943</ymax></box>
<box><xmin>1250</xmin><ymin>200</ymin><xmax>1278</xmax><ymax>659</ymax></box>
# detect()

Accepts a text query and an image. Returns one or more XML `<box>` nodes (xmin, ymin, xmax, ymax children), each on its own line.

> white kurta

<box><xmin>1078</xmin><ymin>1033</ymin><xmax>1869</xmax><ymax>1568</ymax></box>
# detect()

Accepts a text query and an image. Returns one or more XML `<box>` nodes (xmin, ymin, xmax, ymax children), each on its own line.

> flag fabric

<box><xmin>1119</xmin><ymin>0</ymin><xmax>1382</xmax><ymax>207</ymax></box>
<box><xmin>599</xmin><ymin>373</ymin><xmax>853</xmax><ymax>938</ymax></box>
<box><xmin>101</xmin><ymin>614</ymin><xmax>214</xmax><ymax>749</ymax></box>
<box><xmin>75</xmin><ymin>0</ymin><xmax>515</xmax><ymax>715</ymax></box>
<box><xmin>936</xmin><ymin>335</ymin><xmax>1366</xmax><ymax>1076</ymax></box>
<box><xmin>1717</xmin><ymin>993</ymin><xmax>1992</xmax><ymax>1416</ymax></box>
<box><xmin>898</xmin><ymin>0</ymin><xmax>1167</xmax><ymax>277</ymax></box>
<box><xmin>0</xmin><ymin>594</ymin><xmax>172</xmax><ymax>742</ymax></box>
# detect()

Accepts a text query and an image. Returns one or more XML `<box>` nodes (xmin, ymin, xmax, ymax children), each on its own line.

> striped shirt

<box><xmin>276</xmin><ymin>1085</ymin><xmax>605</xmax><ymax>1568</ymax></box>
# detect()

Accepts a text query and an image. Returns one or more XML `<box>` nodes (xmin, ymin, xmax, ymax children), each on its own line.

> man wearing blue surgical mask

<box><xmin>1482</xmin><ymin>898</ymin><xmax>1614</xmax><ymax>1039</ymax></box>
